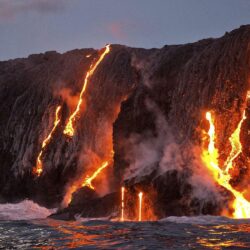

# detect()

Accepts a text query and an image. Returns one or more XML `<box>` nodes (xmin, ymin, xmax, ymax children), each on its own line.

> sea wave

<box><xmin>160</xmin><ymin>215</ymin><xmax>250</xmax><ymax>225</ymax></box>
<box><xmin>0</xmin><ymin>200</ymin><xmax>56</xmax><ymax>220</ymax></box>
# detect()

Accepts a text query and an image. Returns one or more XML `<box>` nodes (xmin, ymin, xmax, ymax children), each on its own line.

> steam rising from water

<box><xmin>124</xmin><ymin>98</ymin><xmax>222</xmax><ymax>205</ymax></box>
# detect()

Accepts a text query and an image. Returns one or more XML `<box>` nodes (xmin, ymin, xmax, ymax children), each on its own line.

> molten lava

<box><xmin>202</xmin><ymin>111</ymin><xmax>250</xmax><ymax>218</ymax></box>
<box><xmin>62</xmin><ymin>160</ymin><xmax>110</xmax><ymax>207</ymax></box>
<box><xmin>224</xmin><ymin>111</ymin><xmax>246</xmax><ymax>172</ymax></box>
<box><xmin>121</xmin><ymin>187</ymin><xmax>125</xmax><ymax>222</ymax></box>
<box><xmin>33</xmin><ymin>105</ymin><xmax>61</xmax><ymax>176</ymax></box>
<box><xmin>63</xmin><ymin>45</ymin><xmax>111</xmax><ymax>137</ymax></box>
<box><xmin>138</xmin><ymin>192</ymin><xmax>143</xmax><ymax>221</ymax></box>
<box><xmin>81</xmin><ymin>161</ymin><xmax>109</xmax><ymax>190</ymax></box>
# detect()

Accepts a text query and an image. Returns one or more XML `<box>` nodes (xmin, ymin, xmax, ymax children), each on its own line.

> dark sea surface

<box><xmin>1</xmin><ymin>217</ymin><xmax>250</xmax><ymax>249</ymax></box>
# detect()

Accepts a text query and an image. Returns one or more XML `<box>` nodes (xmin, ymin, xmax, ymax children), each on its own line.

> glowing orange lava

<box><xmin>81</xmin><ymin>161</ymin><xmax>109</xmax><ymax>190</ymax></box>
<box><xmin>64</xmin><ymin>45</ymin><xmax>111</xmax><ymax>137</ymax></box>
<box><xmin>224</xmin><ymin>111</ymin><xmax>246</xmax><ymax>172</ymax></box>
<box><xmin>33</xmin><ymin>105</ymin><xmax>61</xmax><ymax>176</ymax></box>
<box><xmin>138</xmin><ymin>192</ymin><xmax>143</xmax><ymax>221</ymax></box>
<box><xmin>121</xmin><ymin>187</ymin><xmax>125</xmax><ymax>221</ymax></box>
<box><xmin>62</xmin><ymin>160</ymin><xmax>110</xmax><ymax>207</ymax></box>
<box><xmin>202</xmin><ymin>111</ymin><xmax>250</xmax><ymax>218</ymax></box>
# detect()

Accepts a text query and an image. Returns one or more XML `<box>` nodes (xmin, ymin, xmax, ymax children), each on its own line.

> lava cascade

<box><xmin>81</xmin><ymin>161</ymin><xmax>109</xmax><ymax>190</ymax></box>
<box><xmin>224</xmin><ymin>111</ymin><xmax>246</xmax><ymax>173</ymax></box>
<box><xmin>63</xmin><ymin>45</ymin><xmax>110</xmax><ymax>137</ymax></box>
<box><xmin>202</xmin><ymin>104</ymin><xmax>250</xmax><ymax>218</ymax></box>
<box><xmin>33</xmin><ymin>105</ymin><xmax>61</xmax><ymax>176</ymax></box>
<box><xmin>62</xmin><ymin>160</ymin><xmax>110</xmax><ymax>207</ymax></box>
<box><xmin>138</xmin><ymin>192</ymin><xmax>143</xmax><ymax>221</ymax></box>
<box><xmin>121</xmin><ymin>187</ymin><xmax>125</xmax><ymax>221</ymax></box>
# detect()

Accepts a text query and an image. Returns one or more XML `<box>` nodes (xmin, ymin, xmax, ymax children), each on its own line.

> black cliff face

<box><xmin>0</xmin><ymin>26</ymin><xmax>250</xmax><ymax>218</ymax></box>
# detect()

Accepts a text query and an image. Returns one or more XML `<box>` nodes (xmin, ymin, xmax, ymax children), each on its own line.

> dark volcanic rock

<box><xmin>0</xmin><ymin>25</ymin><xmax>250</xmax><ymax>219</ymax></box>
<box><xmin>0</xmin><ymin>45</ymin><xmax>137</xmax><ymax>207</ymax></box>
<box><xmin>113</xmin><ymin>25</ymin><xmax>250</xmax><ymax>217</ymax></box>
<box><xmin>50</xmin><ymin>188</ymin><xmax>119</xmax><ymax>220</ymax></box>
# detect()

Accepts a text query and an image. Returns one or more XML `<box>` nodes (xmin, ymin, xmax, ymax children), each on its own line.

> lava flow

<box><xmin>138</xmin><ymin>192</ymin><xmax>143</xmax><ymax>221</ymax></box>
<box><xmin>33</xmin><ymin>105</ymin><xmax>61</xmax><ymax>176</ymax></box>
<box><xmin>63</xmin><ymin>45</ymin><xmax>111</xmax><ymax>137</ymax></box>
<box><xmin>81</xmin><ymin>161</ymin><xmax>109</xmax><ymax>190</ymax></box>
<box><xmin>121</xmin><ymin>187</ymin><xmax>125</xmax><ymax>221</ymax></box>
<box><xmin>202</xmin><ymin>110</ymin><xmax>250</xmax><ymax>218</ymax></box>
<box><xmin>224</xmin><ymin>111</ymin><xmax>246</xmax><ymax>173</ymax></box>
<box><xmin>62</xmin><ymin>160</ymin><xmax>110</xmax><ymax>207</ymax></box>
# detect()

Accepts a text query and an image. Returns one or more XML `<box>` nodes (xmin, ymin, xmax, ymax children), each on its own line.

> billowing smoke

<box><xmin>123</xmin><ymin>97</ymin><xmax>223</xmax><ymax>205</ymax></box>
<box><xmin>56</xmin><ymin>87</ymin><xmax>82</xmax><ymax>111</ymax></box>
<box><xmin>126</xmin><ymin>54</ymin><xmax>224</xmax><ymax>208</ymax></box>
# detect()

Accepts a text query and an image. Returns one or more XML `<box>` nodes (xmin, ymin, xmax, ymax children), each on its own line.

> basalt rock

<box><xmin>0</xmin><ymin>45</ymin><xmax>137</xmax><ymax>207</ymax></box>
<box><xmin>113</xmin><ymin>25</ymin><xmax>250</xmax><ymax>218</ymax></box>
<box><xmin>0</xmin><ymin>26</ymin><xmax>250</xmax><ymax>219</ymax></box>
<box><xmin>50</xmin><ymin>187</ymin><xmax>119</xmax><ymax>220</ymax></box>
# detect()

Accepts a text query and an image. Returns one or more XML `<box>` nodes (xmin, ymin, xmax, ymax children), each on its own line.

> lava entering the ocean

<box><xmin>138</xmin><ymin>192</ymin><xmax>143</xmax><ymax>221</ymax></box>
<box><xmin>121</xmin><ymin>187</ymin><xmax>125</xmax><ymax>221</ymax></box>
<box><xmin>33</xmin><ymin>105</ymin><xmax>61</xmax><ymax>176</ymax></box>
<box><xmin>202</xmin><ymin>101</ymin><xmax>250</xmax><ymax>218</ymax></box>
<box><xmin>63</xmin><ymin>45</ymin><xmax>111</xmax><ymax>137</ymax></box>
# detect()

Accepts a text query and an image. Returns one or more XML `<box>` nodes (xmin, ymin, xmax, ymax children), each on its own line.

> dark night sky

<box><xmin>0</xmin><ymin>0</ymin><xmax>250</xmax><ymax>60</ymax></box>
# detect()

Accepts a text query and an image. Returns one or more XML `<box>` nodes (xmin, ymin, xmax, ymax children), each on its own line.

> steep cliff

<box><xmin>0</xmin><ymin>25</ymin><xmax>250</xmax><ymax>219</ymax></box>
<box><xmin>0</xmin><ymin>45</ymin><xmax>137</xmax><ymax>207</ymax></box>
<box><xmin>113</xmin><ymin>25</ymin><xmax>250</xmax><ymax>218</ymax></box>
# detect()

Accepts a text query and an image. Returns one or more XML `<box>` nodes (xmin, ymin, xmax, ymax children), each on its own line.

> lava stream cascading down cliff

<box><xmin>33</xmin><ymin>105</ymin><xmax>61</xmax><ymax>176</ymax></box>
<box><xmin>81</xmin><ymin>161</ymin><xmax>109</xmax><ymax>190</ymax></box>
<box><xmin>138</xmin><ymin>192</ymin><xmax>143</xmax><ymax>221</ymax></box>
<box><xmin>62</xmin><ymin>160</ymin><xmax>111</xmax><ymax>207</ymax></box>
<box><xmin>202</xmin><ymin>92</ymin><xmax>250</xmax><ymax>218</ymax></box>
<box><xmin>121</xmin><ymin>187</ymin><xmax>125</xmax><ymax>221</ymax></box>
<box><xmin>63</xmin><ymin>44</ymin><xmax>110</xmax><ymax>137</ymax></box>
<box><xmin>61</xmin><ymin>45</ymin><xmax>113</xmax><ymax>207</ymax></box>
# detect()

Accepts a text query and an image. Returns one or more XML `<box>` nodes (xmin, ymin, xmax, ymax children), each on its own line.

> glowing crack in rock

<box><xmin>138</xmin><ymin>192</ymin><xmax>143</xmax><ymax>221</ymax></box>
<box><xmin>33</xmin><ymin>105</ymin><xmax>61</xmax><ymax>176</ymax></box>
<box><xmin>121</xmin><ymin>187</ymin><xmax>125</xmax><ymax>221</ymax></box>
<box><xmin>202</xmin><ymin>108</ymin><xmax>250</xmax><ymax>218</ymax></box>
<box><xmin>64</xmin><ymin>45</ymin><xmax>111</xmax><ymax>137</ymax></box>
<box><xmin>81</xmin><ymin>161</ymin><xmax>109</xmax><ymax>190</ymax></box>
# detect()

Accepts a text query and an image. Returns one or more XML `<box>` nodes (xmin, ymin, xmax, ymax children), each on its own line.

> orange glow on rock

<box><xmin>81</xmin><ymin>161</ymin><xmax>109</xmax><ymax>190</ymax></box>
<box><xmin>62</xmin><ymin>160</ymin><xmax>110</xmax><ymax>207</ymax></box>
<box><xmin>33</xmin><ymin>105</ymin><xmax>61</xmax><ymax>176</ymax></box>
<box><xmin>121</xmin><ymin>187</ymin><xmax>125</xmax><ymax>221</ymax></box>
<box><xmin>63</xmin><ymin>45</ymin><xmax>111</xmax><ymax>137</ymax></box>
<box><xmin>202</xmin><ymin>109</ymin><xmax>250</xmax><ymax>218</ymax></box>
<box><xmin>138</xmin><ymin>192</ymin><xmax>143</xmax><ymax>221</ymax></box>
<box><xmin>224</xmin><ymin>111</ymin><xmax>246</xmax><ymax>173</ymax></box>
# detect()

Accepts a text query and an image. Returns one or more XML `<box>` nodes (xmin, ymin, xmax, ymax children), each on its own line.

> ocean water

<box><xmin>0</xmin><ymin>201</ymin><xmax>250</xmax><ymax>249</ymax></box>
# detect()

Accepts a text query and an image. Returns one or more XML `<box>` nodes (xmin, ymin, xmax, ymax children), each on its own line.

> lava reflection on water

<box><xmin>1</xmin><ymin>218</ymin><xmax>250</xmax><ymax>249</ymax></box>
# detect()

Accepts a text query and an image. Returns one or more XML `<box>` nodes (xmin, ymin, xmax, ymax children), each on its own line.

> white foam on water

<box><xmin>0</xmin><ymin>200</ymin><xmax>56</xmax><ymax>220</ymax></box>
<box><xmin>160</xmin><ymin>215</ymin><xmax>250</xmax><ymax>225</ymax></box>
<box><xmin>76</xmin><ymin>216</ymin><xmax>110</xmax><ymax>222</ymax></box>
